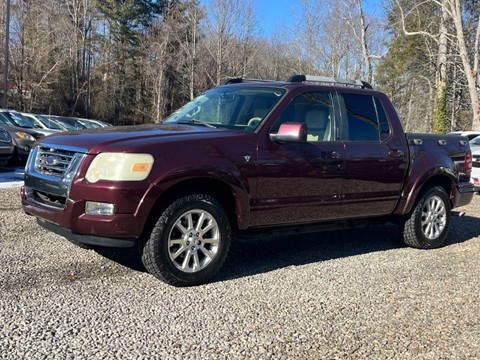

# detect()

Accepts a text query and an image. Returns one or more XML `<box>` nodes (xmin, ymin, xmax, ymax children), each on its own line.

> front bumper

<box><xmin>0</xmin><ymin>144</ymin><xmax>14</xmax><ymax>165</ymax></box>
<box><xmin>21</xmin><ymin>144</ymin><xmax>162</xmax><ymax>247</ymax></box>
<box><xmin>37</xmin><ymin>217</ymin><xmax>135</xmax><ymax>248</ymax></box>
<box><xmin>21</xmin><ymin>185</ymin><xmax>147</xmax><ymax>244</ymax></box>
<box><xmin>13</xmin><ymin>137</ymin><xmax>35</xmax><ymax>160</ymax></box>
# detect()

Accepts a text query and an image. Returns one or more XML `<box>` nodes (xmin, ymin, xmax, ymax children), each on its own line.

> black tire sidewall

<box><xmin>412</xmin><ymin>187</ymin><xmax>451</xmax><ymax>248</ymax></box>
<box><xmin>153</xmin><ymin>194</ymin><xmax>231</xmax><ymax>285</ymax></box>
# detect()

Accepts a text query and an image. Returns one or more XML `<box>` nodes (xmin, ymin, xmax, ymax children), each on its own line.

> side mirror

<box><xmin>269</xmin><ymin>122</ymin><xmax>307</xmax><ymax>143</ymax></box>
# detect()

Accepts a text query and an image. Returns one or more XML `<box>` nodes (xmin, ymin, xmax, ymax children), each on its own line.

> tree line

<box><xmin>0</xmin><ymin>0</ymin><xmax>479</xmax><ymax>132</ymax></box>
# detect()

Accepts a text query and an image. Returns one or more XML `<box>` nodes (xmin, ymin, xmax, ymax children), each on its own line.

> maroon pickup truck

<box><xmin>21</xmin><ymin>75</ymin><xmax>474</xmax><ymax>286</ymax></box>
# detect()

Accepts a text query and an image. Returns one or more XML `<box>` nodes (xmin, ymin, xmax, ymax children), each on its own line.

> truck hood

<box><xmin>37</xmin><ymin>124</ymin><xmax>236</xmax><ymax>154</ymax></box>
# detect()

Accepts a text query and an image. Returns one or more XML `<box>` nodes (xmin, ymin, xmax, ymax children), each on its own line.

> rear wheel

<box><xmin>140</xmin><ymin>194</ymin><xmax>231</xmax><ymax>286</ymax></box>
<box><xmin>403</xmin><ymin>186</ymin><xmax>451</xmax><ymax>249</ymax></box>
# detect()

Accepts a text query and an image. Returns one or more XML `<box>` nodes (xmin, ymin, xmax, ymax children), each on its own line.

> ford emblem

<box><xmin>45</xmin><ymin>155</ymin><xmax>58</xmax><ymax>166</ymax></box>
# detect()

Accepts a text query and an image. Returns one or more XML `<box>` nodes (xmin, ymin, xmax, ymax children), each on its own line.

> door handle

<box><xmin>322</xmin><ymin>151</ymin><xmax>341</xmax><ymax>160</ymax></box>
<box><xmin>388</xmin><ymin>150</ymin><xmax>405</xmax><ymax>159</ymax></box>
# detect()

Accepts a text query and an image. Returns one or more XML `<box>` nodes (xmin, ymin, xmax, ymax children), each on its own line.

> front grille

<box><xmin>35</xmin><ymin>146</ymin><xmax>77</xmax><ymax>177</ymax></box>
<box><xmin>29</xmin><ymin>188</ymin><xmax>66</xmax><ymax>208</ymax></box>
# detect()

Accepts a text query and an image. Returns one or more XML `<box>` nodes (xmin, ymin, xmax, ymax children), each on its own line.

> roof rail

<box><xmin>224</xmin><ymin>78</ymin><xmax>273</xmax><ymax>85</ymax></box>
<box><xmin>287</xmin><ymin>75</ymin><xmax>373</xmax><ymax>89</ymax></box>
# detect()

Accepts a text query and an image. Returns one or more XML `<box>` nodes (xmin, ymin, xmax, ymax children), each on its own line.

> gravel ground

<box><xmin>1</xmin><ymin>187</ymin><xmax>480</xmax><ymax>359</ymax></box>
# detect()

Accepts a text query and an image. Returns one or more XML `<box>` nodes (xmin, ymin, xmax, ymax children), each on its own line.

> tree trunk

<box><xmin>450</xmin><ymin>0</ymin><xmax>480</xmax><ymax>129</ymax></box>
<box><xmin>433</xmin><ymin>2</ymin><xmax>449</xmax><ymax>134</ymax></box>
<box><xmin>354</xmin><ymin>0</ymin><xmax>373</xmax><ymax>84</ymax></box>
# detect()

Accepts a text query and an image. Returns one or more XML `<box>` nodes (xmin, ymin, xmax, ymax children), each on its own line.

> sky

<box><xmin>199</xmin><ymin>0</ymin><xmax>384</xmax><ymax>38</ymax></box>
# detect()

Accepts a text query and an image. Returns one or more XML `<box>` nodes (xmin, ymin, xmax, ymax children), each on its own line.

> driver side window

<box><xmin>273</xmin><ymin>91</ymin><xmax>335</xmax><ymax>142</ymax></box>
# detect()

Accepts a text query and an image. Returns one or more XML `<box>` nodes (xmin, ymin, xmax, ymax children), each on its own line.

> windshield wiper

<box><xmin>175</xmin><ymin>119</ymin><xmax>216</xmax><ymax>128</ymax></box>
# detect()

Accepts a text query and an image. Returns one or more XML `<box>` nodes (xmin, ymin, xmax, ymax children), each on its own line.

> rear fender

<box><xmin>395</xmin><ymin>167</ymin><xmax>455</xmax><ymax>215</ymax></box>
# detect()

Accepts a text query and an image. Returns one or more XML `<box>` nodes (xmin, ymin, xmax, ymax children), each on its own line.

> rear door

<box><xmin>339</xmin><ymin>92</ymin><xmax>409</xmax><ymax>217</ymax></box>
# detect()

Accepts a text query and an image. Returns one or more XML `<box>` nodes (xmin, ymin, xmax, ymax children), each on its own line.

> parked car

<box><xmin>469</xmin><ymin>135</ymin><xmax>480</xmax><ymax>147</ymax></box>
<box><xmin>462</xmin><ymin>135</ymin><xmax>480</xmax><ymax>191</ymax></box>
<box><xmin>22</xmin><ymin>75</ymin><xmax>474</xmax><ymax>286</ymax></box>
<box><xmin>22</xmin><ymin>113</ymin><xmax>63</xmax><ymax>132</ymax></box>
<box><xmin>0</xmin><ymin>110</ymin><xmax>56</xmax><ymax>138</ymax></box>
<box><xmin>0</xmin><ymin>117</ymin><xmax>38</xmax><ymax>164</ymax></box>
<box><xmin>74</xmin><ymin>118</ymin><xmax>104</xmax><ymax>129</ymax></box>
<box><xmin>448</xmin><ymin>131</ymin><xmax>480</xmax><ymax>140</ymax></box>
<box><xmin>0</xmin><ymin>128</ymin><xmax>14</xmax><ymax>167</ymax></box>
<box><xmin>78</xmin><ymin>118</ymin><xmax>112</xmax><ymax>128</ymax></box>
<box><xmin>43</xmin><ymin>115</ymin><xmax>87</xmax><ymax>131</ymax></box>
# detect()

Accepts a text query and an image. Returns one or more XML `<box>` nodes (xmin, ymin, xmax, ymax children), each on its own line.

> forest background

<box><xmin>1</xmin><ymin>0</ymin><xmax>480</xmax><ymax>133</ymax></box>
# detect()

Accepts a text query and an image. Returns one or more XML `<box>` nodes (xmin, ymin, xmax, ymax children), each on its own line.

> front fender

<box><xmin>134</xmin><ymin>163</ymin><xmax>252</xmax><ymax>230</ymax></box>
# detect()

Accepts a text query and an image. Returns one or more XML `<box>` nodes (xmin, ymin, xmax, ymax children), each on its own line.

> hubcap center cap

<box><xmin>188</xmin><ymin>231</ymin><xmax>201</xmax><ymax>246</ymax></box>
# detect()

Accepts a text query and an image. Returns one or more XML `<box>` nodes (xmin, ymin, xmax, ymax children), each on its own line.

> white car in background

<box><xmin>449</xmin><ymin>132</ymin><xmax>480</xmax><ymax>192</ymax></box>
<box><xmin>22</xmin><ymin>113</ymin><xmax>63</xmax><ymax>132</ymax></box>
<box><xmin>449</xmin><ymin>130</ymin><xmax>480</xmax><ymax>140</ymax></box>
<box><xmin>469</xmin><ymin>135</ymin><xmax>480</xmax><ymax>192</ymax></box>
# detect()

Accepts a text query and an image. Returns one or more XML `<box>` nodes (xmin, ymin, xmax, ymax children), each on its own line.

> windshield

<box><xmin>56</xmin><ymin>117</ymin><xmax>86</xmax><ymax>130</ymax></box>
<box><xmin>164</xmin><ymin>86</ymin><xmax>286</xmax><ymax>132</ymax></box>
<box><xmin>2</xmin><ymin>111</ymin><xmax>34</xmax><ymax>128</ymax></box>
<box><xmin>37</xmin><ymin>115</ymin><xmax>62</xmax><ymax>130</ymax></box>
<box><xmin>470</xmin><ymin>135</ymin><xmax>480</xmax><ymax>146</ymax></box>
<box><xmin>77</xmin><ymin>119</ymin><xmax>98</xmax><ymax>128</ymax></box>
<box><xmin>21</xmin><ymin>115</ymin><xmax>43</xmax><ymax>129</ymax></box>
<box><xmin>0</xmin><ymin>114</ymin><xmax>11</xmax><ymax>125</ymax></box>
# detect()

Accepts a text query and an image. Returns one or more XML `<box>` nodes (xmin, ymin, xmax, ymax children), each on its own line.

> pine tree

<box><xmin>93</xmin><ymin>0</ymin><xmax>166</xmax><ymax>124</ymax></box>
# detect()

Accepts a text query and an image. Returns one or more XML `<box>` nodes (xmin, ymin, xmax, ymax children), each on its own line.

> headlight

<box><xmin>14</xmin><ymin>132</ymin><xmax>36</xmax><ymax>141</ymax></box>
<box><xmin>85</xmin><ymin>153</ymin><xmax>154</xmax><ymax>183</ymax></box>
<box><xmin>0</xmin><ymin>129</ymin><xmax>11</xmax><ymax>143</ymax></box>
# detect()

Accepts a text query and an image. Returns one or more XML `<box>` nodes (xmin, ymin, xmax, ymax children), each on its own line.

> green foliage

<box><xmin>433</xmin><ymin>82</ymin><xmax>449</xmax><ymax>134</ymax></box>
<box><xmin>94</xmin><ymin>0</ymin><xmax>165</xmax><ymax>44</ymax></box>
<box><xmin>92</xmin><ymin>0</ymin><xmax>169</xmax><ymax>123</ymax></box>
<box><xmin>377</xmin><ymin>0</ymin><xmax>441</xmax><ymax>131</ymax></box>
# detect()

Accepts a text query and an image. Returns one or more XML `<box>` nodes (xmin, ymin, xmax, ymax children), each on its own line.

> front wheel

<box><xmin>140</xmin><ymin>194</ymin><xmax>231</xmax><ymax>286</ymax></box>
<box><xmin>402</xmin><ymin>186</ymin><xmax>451</xmax><ymax>249</ymax></box>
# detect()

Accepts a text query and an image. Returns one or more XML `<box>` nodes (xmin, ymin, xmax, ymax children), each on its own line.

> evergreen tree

<box><xmin>93</xmin><ymin>0</ymin><xmax>166</xmax><ymax>124</ymax></box>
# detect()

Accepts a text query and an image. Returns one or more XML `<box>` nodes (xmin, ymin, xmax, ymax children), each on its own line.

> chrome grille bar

<box><xmin>35</xmin><ymin>146</ymin><xmax>77</xmax><ymax>177</ymax></box>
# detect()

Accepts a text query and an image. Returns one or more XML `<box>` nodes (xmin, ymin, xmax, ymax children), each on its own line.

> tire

<box><xmin>140</xmin><ymin>194</ymin><xmax>231</xmax><ymax>286</ymax></box>
<box><xmin>402</xmin><ymin>186</ymin><xmax>451</xmax><ymax>249</ymax></box>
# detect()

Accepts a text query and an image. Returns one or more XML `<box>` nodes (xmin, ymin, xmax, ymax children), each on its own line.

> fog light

<box><xmin>85</xmin><ymin>201</ymin><xmax>114</xmax><ymax>216</ymax></box>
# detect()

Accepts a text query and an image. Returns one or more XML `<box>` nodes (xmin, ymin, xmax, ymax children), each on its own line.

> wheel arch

<box><xmin>142</xmin><ymin>177</ymin><xmax>249</xmax><ymax>238</ymax></box>
<box><xmin>397</xmin><ymin>173</ymin><xmax>454</xmax><ymax>215</ymax></box>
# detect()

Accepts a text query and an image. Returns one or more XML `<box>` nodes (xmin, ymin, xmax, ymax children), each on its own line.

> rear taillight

<box><xmin>464</xmin><ymin>150</ymin><xmax>472</xmax><ymax>174</ymax></box>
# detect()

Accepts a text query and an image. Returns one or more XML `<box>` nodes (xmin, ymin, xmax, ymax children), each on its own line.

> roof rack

<box><xmin>287</xmin><ymin>75</ymin><xmax>373</xmax><ymax>89</ymax></box>
<box><xmin>224</xmin><ymin>78</ymin><xmax>273</xmax><ymax>85</ymax></box>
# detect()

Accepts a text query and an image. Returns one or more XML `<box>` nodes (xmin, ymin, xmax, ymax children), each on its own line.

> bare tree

<box><xmin>395</xmin><ymin>0</ymin><xmax>480</xmax><ymax>130</ymax></box>
<box><xmin>351</xmin><ymin>0</ymin><xmax>374</xmax><ymax>83</ymax></box>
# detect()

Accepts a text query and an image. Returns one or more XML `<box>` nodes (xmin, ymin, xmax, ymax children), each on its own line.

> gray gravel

<box><xmin>1</xmin><ymin>187</ymin><xmax>480</xmax><ymax>359</ymax></box>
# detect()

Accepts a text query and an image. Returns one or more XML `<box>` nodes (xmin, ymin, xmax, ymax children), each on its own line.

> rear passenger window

<box><xmin>341</xmin><ymin>94</ymin><xmax>391</xmax><ymax>142</ymax></box>
<box><xmin>342</xmin><ymin>93</ymin><xmax>379</xmax><ymax>141</ymax></box>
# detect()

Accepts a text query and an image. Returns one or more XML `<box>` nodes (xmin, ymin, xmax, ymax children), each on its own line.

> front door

<box><xmin>251</xmin><ymin>90</ymin><xmax>346</xmax><ymax>227</ymax></box>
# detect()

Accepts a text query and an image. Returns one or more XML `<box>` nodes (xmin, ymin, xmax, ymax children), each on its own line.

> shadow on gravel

<box><xmin>449</xmin><ymin>215</ymin><xmax>480</xmax><ymax>243</ymax></box>
<box><xmin>94</xmin><ymin>247</ymin><xmax>147</xmax><ymax>273</ymax></box>
<box><xmin>216</xmin><ymin>225</ymin><xmax>404</xmax><ymax>283</ymax></box>
<box><xmin>89</xmin><ymin>215</ymin><xmax>480</xmax><ymax>283</ymax></box>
